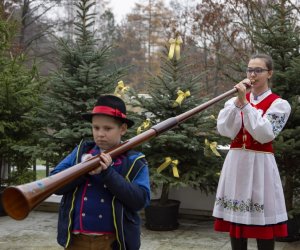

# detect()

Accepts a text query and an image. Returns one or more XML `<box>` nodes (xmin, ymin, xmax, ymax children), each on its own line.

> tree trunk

<box><xmin>0</xmin><ymin>156</ymin><xmax>2</xmax><ymax>187</ymax></box>
<box><xmin>147</xmin><ymin>0</ymin><xmax>152</xmax><ymax>71</ymax></box>
<box><xmin>284</xmin><ymin>173</ymin><xmax>294</xmax><ymax>212</ymax></box>
<box><xmin>19</xmin><ymin>0</ymin><xmax>30</xmax><ymax>50</ymax></box>
<box><xmin>32</xmin><ymin>159</ymin><xmax>36</xmax><ymax>181</ymax></box>
<box><xmin>284</xmin><ymin>156</ymin><xmax>294</xmax><ymax>212</ymax></box>
<box><xmin>46</xmin><ymin>160</ymin><xmax>50</xmax><ymax>177</ymax></box>
<box><xmin>159</xmin><ymin>182</ymin><xmax>170</xmax><ymax>205</ymax></box>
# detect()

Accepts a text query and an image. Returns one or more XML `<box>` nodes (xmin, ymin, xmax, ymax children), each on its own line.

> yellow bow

<box><xmin>114</xmin><ymin>81</ymin><xmax>129</xmax><ymax>97</ymax></box>
<box><xmin>173</xmin><ymin>89</ymin><xmax>190</xmax><ymax>107</ymax></box>
<box><xmin>168</xmin><ymin>36</ymin><xmax>183</xmax><ymax>60</ymax></box>
<box><xmin>157</xmin><ymin>157</ymin><xmax>179</xmax><ymax>178</ymax></box>
<box><xmin>204</xmin><ymin>139</ymin><xmax>221</xmax><ymax>157</ymax></box>
<box><xmin>137</xmin><ymin>119</ymin><xmax>151</xmax><ymax>134</ymax></box>
<box><xmin>209</xmin><ymin>115</ymin><xmax>216</xmax><ymax>120</ymax></box>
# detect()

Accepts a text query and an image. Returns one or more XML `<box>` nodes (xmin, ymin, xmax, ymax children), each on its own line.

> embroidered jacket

<box><xmin>50</xmin><ymin>139</ymin><xmax>150</xmax><ymax>250</ymax></box>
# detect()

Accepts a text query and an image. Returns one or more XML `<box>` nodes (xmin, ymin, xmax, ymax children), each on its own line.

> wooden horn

<box><xmin>1</xmin><ymin>87</ymin><xmax>237</xmax><ymax>220</ymax></box>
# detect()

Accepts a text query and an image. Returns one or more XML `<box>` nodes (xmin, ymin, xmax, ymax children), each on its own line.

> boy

<box><xmin>50</xmin><ymin>95</ymin><xmax>151</xmax><ymax>250</ymax></box>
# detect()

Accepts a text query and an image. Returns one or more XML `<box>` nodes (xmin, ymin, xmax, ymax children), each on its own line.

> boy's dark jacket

<box><xmin>50</xmin><ymin>139</ymin><xmax>150</xmax><ymax>250</ymax></box>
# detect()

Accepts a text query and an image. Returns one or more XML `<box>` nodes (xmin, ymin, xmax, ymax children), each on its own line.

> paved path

<box><xmin>0</xmin><ymin>211</ymin><xmax>300</xmax><ymax>250</ymax></box>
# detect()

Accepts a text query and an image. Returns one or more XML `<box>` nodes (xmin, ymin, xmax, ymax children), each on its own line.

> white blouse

<box><xmin>217</xmin><ymin>90</ymin><xmax>291</xmax><ymax>143</ymax></box>
<box><xmin>213</xmin><ymin>90</ymin><xmax>292</xmax><ymax>225</ymax></box>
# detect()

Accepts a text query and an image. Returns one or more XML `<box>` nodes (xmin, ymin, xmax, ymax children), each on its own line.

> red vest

<box><xmin>230</xmin><ymin>92</ymin><xmax>279</xmax><ymax>153</ymax></box>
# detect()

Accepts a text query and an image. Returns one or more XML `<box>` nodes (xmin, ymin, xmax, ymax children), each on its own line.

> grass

<box><xmin>36</xmin><ymin>170</ymin><xmax>47</xmax><ymax>180</ymax></box>
<box><xmin>36</xmin><ymin>159</ymin><xmax>46</xmax><ymax>165</ymax></box>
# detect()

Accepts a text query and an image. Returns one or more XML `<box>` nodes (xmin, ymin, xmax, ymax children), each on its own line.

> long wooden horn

<box><xmin>1</xmin><ymin>87</ymin><xmax>237</xmax><ymax>220</ymax></box>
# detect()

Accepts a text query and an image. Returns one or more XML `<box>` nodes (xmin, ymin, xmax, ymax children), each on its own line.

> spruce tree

<box><xmin>246</xmin><ymin>0</ymin><xmax>300</xmax><ymax>212</ymax></box>
<box><xmin>129</xmin><ymin>36</ymin><xmax>224</xmax><ymax>205</ymax></box>
<box><xmin>35</xmin><ymin>0</ymin><xmax>126</xmax><ymax>167</ymax></box>
<box><xmin>0</xmin><ymin>8</ymin><xmax>41</xmax><ymax>185</ymax></box>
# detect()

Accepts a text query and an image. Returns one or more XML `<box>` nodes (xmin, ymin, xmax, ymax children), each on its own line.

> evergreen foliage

<box><xmin>129</xmin><ymin>41</ymin><xmax>225</xmax><ymax>205</ymax></box>
<box><xmin>0</xmin><ymin>9</ymin><xmax>41</xmax><ymax>185</ymax></box>
<box><xmin>34</xmin><ymin>0</ymin><xmax>126</xmax><ymax>166</ymax></box>
<box><xmin>247</xmin><ymin>1</ymin><xmax>300</xmax><ymax>211</ymax></box>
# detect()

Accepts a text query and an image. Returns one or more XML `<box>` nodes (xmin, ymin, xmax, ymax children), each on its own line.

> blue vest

<box><xmin>52</xmin><ymin>139</ymin><xmax>150</xmax><ymax>250</ymax></box>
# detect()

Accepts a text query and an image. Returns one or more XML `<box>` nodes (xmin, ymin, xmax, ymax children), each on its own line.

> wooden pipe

<box><xmin>1</xmin><ymin>87</ymin><xmax>237</xmax><ymax>220</ymax></box>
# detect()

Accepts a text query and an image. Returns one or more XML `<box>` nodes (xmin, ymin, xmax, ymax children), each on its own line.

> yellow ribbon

<box><xmin>114</xmin><ymin>81</ymin><xmax>129</xmax><ymax>97</ymax></box>
<box><xmin>137</xmin><ymin>119</ymin><xmax>151</xmax><ymax>134</ymax></box>
<box><xmin>205</xmin><ymin>139</ymin><xmax>221</xmax><ymax>157</ymax></box>
<box><xmin>173</xmin><ymin>89</ymin><xmax>191</xmax><ymax>107</ymax></box>
<box><xmin>157</xmin><ymin>157</ymin><xmax>179</xmax><ymax>178</ymax></box>
<box><xmin>209</xmin><ymin>115</ymin><xmax>216</xmax><ymax>120</ymax></box>
<box><xmin>168</xmin><ymin>36</ymin><xmax>183</xmax><ymax>60</ymax></box>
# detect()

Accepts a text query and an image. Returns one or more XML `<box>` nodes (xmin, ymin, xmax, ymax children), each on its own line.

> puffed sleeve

<box><xmin>242</xmin><ymin>98</ymin><xmax>291</xmax><ymax>143</ymax></box>
<box><xmin>217</xmin><ymin>97</ymin><xmax>243</xmax><ymax>139</ymax></box>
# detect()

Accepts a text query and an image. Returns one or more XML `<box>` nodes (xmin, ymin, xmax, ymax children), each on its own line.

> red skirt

<box><xmin>214</xmin><ymin>218</ymin><xmax>287</xmax><ymax>239</ymax></box>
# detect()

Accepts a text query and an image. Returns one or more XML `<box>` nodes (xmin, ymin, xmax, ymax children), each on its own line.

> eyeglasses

<box><xmin>246</xmin><ymin>68</ymin><xmax>269</xmax><ymax>74</ymax></box>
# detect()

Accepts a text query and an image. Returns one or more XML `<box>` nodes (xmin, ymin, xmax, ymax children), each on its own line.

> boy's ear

<box><xmin>120</xmin><ymin>123</ymin><xmax>128</xmax><ymax>135</ymax></box>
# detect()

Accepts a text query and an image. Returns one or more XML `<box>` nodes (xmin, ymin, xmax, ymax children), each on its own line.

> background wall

<box><xmin>151</xmin><ymin>186</ymin><xmax>216</xmax><ymax>218</ymax></box>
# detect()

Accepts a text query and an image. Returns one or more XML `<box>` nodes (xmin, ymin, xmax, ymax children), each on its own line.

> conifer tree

<box><xmin>129</xmin><ymin>36</ymin><xmax>225</xmax><ymax>205</ymax></box>
<box><xmin>245</xmin><ymin>0</ymin><xmax>300</xmax><ymax>212</ymax></box>
<box><xmin>0</xmin><ymin>7</ymin><xmax>41</xmax><ymax>185</ymax></box>
<box><xmin>35</xmin><ymin>0</ymin><xmax>126</xmax><ymax>167</ymax></box>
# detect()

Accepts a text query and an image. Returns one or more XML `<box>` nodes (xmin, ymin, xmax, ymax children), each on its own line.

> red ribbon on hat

<box><xmin>92</xmin><ymin>106</ymin><xmax>126</xmax><ymax>118</ymax></box>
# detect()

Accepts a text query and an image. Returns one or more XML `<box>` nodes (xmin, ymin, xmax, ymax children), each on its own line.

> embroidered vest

<box><xmin>72</xmin><ymin>145</ymin><xmax>125</xmax><ymax>234</ymax></box>
<box><xmin>72</xmin><ymin>144</ymin><xmax>146</xmax><ymax>237</ymax></box>
<box><xmin>72</xmin><ymin>146</ymin><xmax>115</xmax><ymax>234</ymax></box>
<box><xmin>230</xmin><ymin>92</ymin><xmax>279</xmax><ymax>153</ymax></box>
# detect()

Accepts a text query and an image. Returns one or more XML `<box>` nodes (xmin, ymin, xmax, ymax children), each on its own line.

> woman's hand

<box><xmin>234</xmin><ymin>78</ymin><xmax>252</xmax><ymax>108</ymax></box>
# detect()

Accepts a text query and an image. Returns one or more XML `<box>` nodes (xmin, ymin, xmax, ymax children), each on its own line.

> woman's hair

<box><xmin>250</xmin><ymin>53</ymin><xmax>273</xmax><ymax>70</ymax></box>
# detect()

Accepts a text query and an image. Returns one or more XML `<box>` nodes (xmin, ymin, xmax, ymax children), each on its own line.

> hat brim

<box><xmin>82</xmin><ymin>113</ymin><xmax>134</xmax><ymax>128</ymax></box>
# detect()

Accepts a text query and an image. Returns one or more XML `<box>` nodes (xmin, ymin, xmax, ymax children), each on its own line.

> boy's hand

<box><xmin>81</xmin><ymin>153</ymin><xmax>93</xmax><ymax>162</ymax></box>
<box><xmin>89</xmin><ymin>152</ymin><xmax>112</xmax><ymax>175</ymax></box>
<box><xmin>81</xmin><ymin>154</ymin><xmax>100</xmax><ymax>175</ymax></box>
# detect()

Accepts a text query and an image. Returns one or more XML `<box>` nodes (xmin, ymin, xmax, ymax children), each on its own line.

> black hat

<box><xmin>82</xmin><ymin>95</ymin><xmax>134</xmax><ymax>128</ymax></box>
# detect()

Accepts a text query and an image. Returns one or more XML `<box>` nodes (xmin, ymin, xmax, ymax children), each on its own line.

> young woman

<box><xmin>213</xmin><ymin>54</ymin><xmax>291</xmax><ymax>250</ymax></box>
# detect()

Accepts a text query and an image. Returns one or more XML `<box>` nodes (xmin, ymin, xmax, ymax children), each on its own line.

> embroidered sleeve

<box><xmin>266</xmin><ymin>113</ymin><xmax>287</xmax><ymax>137</ymax></box>
<box><xmin>242</xmin><ymin>98</ymin><xmax>291</xmax><ymax>143</ymax></box>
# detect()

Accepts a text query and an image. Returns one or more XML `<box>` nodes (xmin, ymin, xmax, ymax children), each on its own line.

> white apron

<box><xmin>212</xmin><ymin>90</ymin><xmax>291</xmax><ymax>226</ymax></box>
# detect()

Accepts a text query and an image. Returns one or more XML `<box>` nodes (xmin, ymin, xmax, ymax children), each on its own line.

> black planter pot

<box><xmin>0</xmin><ymin>188</ymin><xmax>7</xmax><ymax>217</ymax></box>
<box><xmin>276</xmin><ymin>216</ymin><xmax>300</xmax><ymax>242</ymax></box>
<box><xmin>144</xmin><ymin>199</ymin><xmax>180</xmax><ymax>231</ymax></box>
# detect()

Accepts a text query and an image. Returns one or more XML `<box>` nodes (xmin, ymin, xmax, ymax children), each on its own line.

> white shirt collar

<box><xmin>250</xmin><ymin>89</ymin><xmax>272</xmax><ymax>103</ymax></box>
